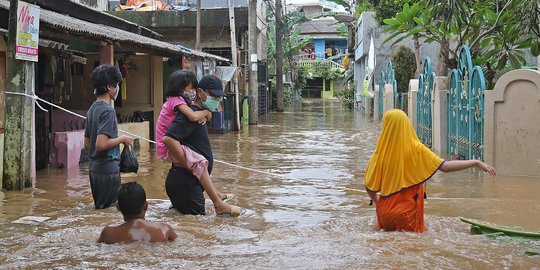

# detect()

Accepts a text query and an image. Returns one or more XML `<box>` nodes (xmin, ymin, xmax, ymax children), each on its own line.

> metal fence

<box><xmin>385</xmin><ymin>61</ymin><xmax>409</xmax><ymax>111</ymax></box>
<box><xmin>417</xmin><ymin>57</ymin><xmax>435</xmax><ymax>147</ymax></box>
<box><xmin>447</xmin><ymin>45</ymin><xmax>487</xmax><ymax>160</ymax></box>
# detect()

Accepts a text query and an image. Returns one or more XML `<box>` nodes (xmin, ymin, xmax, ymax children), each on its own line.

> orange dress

<box><xmin>376</xmin><ymin>184</ymin><xmax>425</xmax><ymax>232</ymax></box>
<box><xmin>364</xmin><ymin>109</ymin><xmax>443</xmax><ymax>233</ymax></box>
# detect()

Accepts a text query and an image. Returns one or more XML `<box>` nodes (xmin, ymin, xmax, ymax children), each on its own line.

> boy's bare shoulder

<box><xmin>142</xmin><ymin>220</ymin><xmax>173</xmax><ymax>229</ymax></box>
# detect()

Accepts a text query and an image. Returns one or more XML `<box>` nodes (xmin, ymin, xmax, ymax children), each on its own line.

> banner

<box><xmin>16</xmin><ymin>1</ymin><xmax>40</xmax><ymax>62</ymax></box>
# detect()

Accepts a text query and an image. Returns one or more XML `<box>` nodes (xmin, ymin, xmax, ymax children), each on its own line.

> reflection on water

<box><xmin>1</xmin><ymin>100</ymin><xmax>539</xmax><ymax>268</ymax></box>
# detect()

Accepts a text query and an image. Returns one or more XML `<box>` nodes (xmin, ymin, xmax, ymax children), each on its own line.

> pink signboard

<box><xmin>15</xmin><ymin>1</ymin><xmax>40</xmax><ymax>62</ymax></box>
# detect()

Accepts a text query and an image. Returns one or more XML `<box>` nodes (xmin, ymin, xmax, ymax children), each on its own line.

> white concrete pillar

<box><xmin>365</xmin><ymin>97</ymin><xmax>373</xmax><ymax>117</ymax></box>
<box><xmin>432</xmin><ymin>76</ymin><xmax>448</xmax><ymax>156</ymax></box>
<box><xmin>408</xmin><ymin>79</ymin><xmax>419</xmax><ymax>129</ymax></box>
<box><xmin>383</xmin><ymin>84</ymin><xmax>394</xmax><ymax>114</ymax></box>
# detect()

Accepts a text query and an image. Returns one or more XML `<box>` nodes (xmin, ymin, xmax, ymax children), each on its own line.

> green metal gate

<box><xmin>417</xmin><ymin>57</ymin><xmax>435</xmax><ymax>147</ymax></box>
<box><xmin>447</xmin><ymin>45</ymin><xmax>487</xmax><ymax>160</ymax></box>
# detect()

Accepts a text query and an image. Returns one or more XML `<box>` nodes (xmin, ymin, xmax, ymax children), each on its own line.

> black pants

<box><xmin>165</xmin><ymin>166</ymin><xmax>206</xmax><ymax>215</ymax></box>
<box><xmin>89</xmin><ymin>171</ymin><xmax>121</xmax><ymax>209</ymax></box>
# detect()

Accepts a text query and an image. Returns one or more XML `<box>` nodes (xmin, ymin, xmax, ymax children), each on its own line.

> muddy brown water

<box><xmin>1</xmin><ymin>100</ymin><xmax>539</xmax><ymax>269</ymax></box>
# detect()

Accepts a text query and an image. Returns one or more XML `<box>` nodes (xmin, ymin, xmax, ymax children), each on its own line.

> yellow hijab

<box><xmin>364</xmin><ymin>109</ymin><xmax>444</xmax><ymax>197</ymax></box>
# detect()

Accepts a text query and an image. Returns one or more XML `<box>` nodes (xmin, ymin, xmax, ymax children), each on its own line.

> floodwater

<box><xmin>1</xmin><ymin>100</ymin><xmax>539</xmax><ymax>269</ymax></box>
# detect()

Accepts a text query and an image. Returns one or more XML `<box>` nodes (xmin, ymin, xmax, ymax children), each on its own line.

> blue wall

<box><xmin>313</xmin><ymin>39</ymin><xmax>326</xmax><ymax>60</ymax></box>
<box><xmin>311</xmin><ymin>39</ymin><xmax>347</xmax><ymax>59</ymax></box>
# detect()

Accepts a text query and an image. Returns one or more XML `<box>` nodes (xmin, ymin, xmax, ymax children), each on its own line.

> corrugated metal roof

<box><xmin>0</xmin><ymin>0</ymin><xmax>229</xmax><ymax>62</ymax></box>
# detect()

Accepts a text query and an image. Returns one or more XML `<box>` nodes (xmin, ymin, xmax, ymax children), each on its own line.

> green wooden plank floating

<box><xmin>459</xmin><ymin>217</ymin><xmax>540</xmax><ymax>239</ymax></box>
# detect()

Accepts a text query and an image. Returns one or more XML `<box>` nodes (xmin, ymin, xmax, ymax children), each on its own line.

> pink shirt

<box><xmin>156</xmin><ymin>96</ymin><xmax>186</xmax><ymax>160</ymax></box>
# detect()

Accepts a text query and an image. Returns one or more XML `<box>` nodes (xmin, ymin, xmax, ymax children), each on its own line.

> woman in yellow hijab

<box><xmin>364</xmin><ymin>109</ymin><xmax>496</xmax><ymax>232</ymax></box>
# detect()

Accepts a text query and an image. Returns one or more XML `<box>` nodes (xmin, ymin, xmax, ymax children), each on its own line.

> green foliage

<box><xmin>295</xmin><ymin>65</ymin><xmax>310</xmax><ymax>91</ymax></box>
<box><xmin>391</xmin><ymin>46</ymin><xmax>416</xmax><ymax>93</ymax></box>
<box><xmin>335</xmin><ymin>82</ymin><xmax>356</xmax><ymax>109</ymax></box>
<box><xmin>354</xmin><ymin>0</ymin><xmax>412</xmax><ymax>24</ymax></box>
<box><xmin>373</xmin><ymin>0</ymin><xmax>413</xmax><ymax>24</ymax></box>
<box><xmin>343</xmin><ymin>63</ymin><xmax>354</xmax><ymax>83</ymax></box>
<box><xmin>382</xmin><ymin>3</ymin><xmax>422</xmax><ymax>45</ymax></box>
<box><xmin>382</xmin><ymin>1</ymin><xmax>540</xmax><ymax>76</ymax></box>
<box><xmin>266</xmin><ymin>9</ymin><xmax>313</xmax><ymax>79</ymax></box>
<box><xmin>321</xmin><ymin>67</ymin><xmax>344</xmax><ymax>81</ymax></box>
<box><xmin>308</xmin><ymin>63</ymin><xmax>344</xmax><ymax>81</ymax></box>
<box><xmin>336</xmin><ymin>25</ymin><xmax>348</xmax><ymax>37</ymax></box>
<box><xmin>354</xmin><ymin>1</ymin><xmax>375</xmax><ymax>19</ymax></box>
<box><xmin>326</xmin><ymin>0</ymin><xmax>350</xmax><ymax>10</ymax></box>
<box><xmin>270</xmin><ymin>83</ymin><xmax>295</xmax><ymax>106</ymax></box>
<box><xmin>284</xmin><ymin>86</ymin><xmax>293</xmax><ymax>105</ymax></box>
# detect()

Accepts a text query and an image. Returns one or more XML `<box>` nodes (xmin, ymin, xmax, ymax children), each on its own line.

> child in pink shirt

<box><xmin>156</xmin><ymin>70</ymin><xmax>235</xmax><ymax>206</ymax></box>
<box><xmin>156</xmin><ymin>70</ymin><xmax>211</xmax><ymax>162</ymax></box>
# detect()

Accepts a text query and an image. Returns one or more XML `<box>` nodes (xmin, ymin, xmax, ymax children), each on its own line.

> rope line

<box><xmin>5</xmin><ymin>91</ymin><xmax>367</xmax><ymax>193</ymax></box>
<box><xmin>5</xmin><ymin>91</ymin><xmax>156</xmax><ymax>144</ymax></box>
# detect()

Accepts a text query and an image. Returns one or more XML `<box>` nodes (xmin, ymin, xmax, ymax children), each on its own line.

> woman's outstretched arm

<box><xmin>439</xmin><ymin>160</ymin><xmax>496</xmax><ymax>177</ymax></box>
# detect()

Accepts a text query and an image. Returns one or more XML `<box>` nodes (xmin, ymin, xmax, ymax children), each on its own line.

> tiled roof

<box><xmin>0</xmin><ymin>0</ymin><xmax>229</xmax><ymax>62</ymax></box>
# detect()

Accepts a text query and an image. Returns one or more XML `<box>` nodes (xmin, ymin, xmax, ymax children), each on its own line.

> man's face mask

<box><xmin>202</xmin><ymin>94</ymin><xmax>222</xmax><ymax>112</ymax></box>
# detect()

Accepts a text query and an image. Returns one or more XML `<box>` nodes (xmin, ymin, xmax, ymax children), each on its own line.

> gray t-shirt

<box><xmin>84</xmin><ymin>101</ymin><xmax>120</xmax><ymax>173</ymax></box>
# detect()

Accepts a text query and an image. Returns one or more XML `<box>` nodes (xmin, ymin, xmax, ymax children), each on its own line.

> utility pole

<box><xmin>228</xmin><ymin>0</ymin><xmax>241</xmax><ymax>130</ymax></box>
<box><xmin>195</xmin><ymin>0</ymin><xmax>201</xmax><ymax>50</ymax></box>
<box><xmin>275</xmin><ymin>0</ymin><xmax>284</xmax><ymax>112</ymax></box>
<box><xmin>248</xmin><ymin>0</ymin><xmax>258</xmax><ymax>124</ymax></box>
<box><xmin>4</xmin><ymin>0</ymin><xmax>35</xmax><ymax>190</ymax></box>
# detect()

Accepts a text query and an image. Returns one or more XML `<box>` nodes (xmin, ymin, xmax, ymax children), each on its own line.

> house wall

<box><xmin>53</xmin><ymin>53</ymin><xmax>160</xmax><ymax>133</ymax></box>
<box><xmin>300</xmin><ymin>5</ymin><xmax>323</xmax><ymax>17</ymax></box>
<box><xmin>354</xmin><ymin>12</ymin><xmax>440</xmax><ymax>97</ymax></box>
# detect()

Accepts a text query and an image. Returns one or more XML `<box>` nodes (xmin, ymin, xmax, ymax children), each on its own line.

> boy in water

<box><xmin>84</xmin><ymin>64</ymin><xmax>133</xmax><ymax>209</ymax></box>
<box><xmin>97</xmin><ymin>181</ymin><xmax>178</xmax><ymax>244</ymax></box>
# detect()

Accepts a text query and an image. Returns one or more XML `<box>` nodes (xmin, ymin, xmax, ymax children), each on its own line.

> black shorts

<box><xmin>89</xmin><ymin>171</ymin><xmax>121</xmax><ymax>209</ymax></box>
<box><xmin>165</xmin><ymin>166</ymin><xmax>205</xmax><ymax>215</ymax></box>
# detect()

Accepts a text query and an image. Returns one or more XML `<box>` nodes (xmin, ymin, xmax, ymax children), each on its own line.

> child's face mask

<box><xmin>181</xmin><ymin>91</ymin><xmax>197</xmax><ymax>104</ymax></box>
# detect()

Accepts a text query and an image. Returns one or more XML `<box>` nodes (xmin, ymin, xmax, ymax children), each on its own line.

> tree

<box><xmin>383</xmin><ymin>0</ymin><xmax>540</xmax><ymax>79</ymax></box>
<box><xmin>391</xmin><ymin>46</ymin><xmax>416</xmax><ymax>93</ymax></box>
<box><xmin>382</xmin><ymin>3</ymin><xmax>423</xmax><ymax>76</ymax></box>
<box><xmin>349</xmin><ymin>0</ymin><xmax>412</xmax><ymax>23</ymax></box>
<box><xmin>266</xmin><ymin>5</ymin><xmax>313</xmax><ymax>106</ymax></box>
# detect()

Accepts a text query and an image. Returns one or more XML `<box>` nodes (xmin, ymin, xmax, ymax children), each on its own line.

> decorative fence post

<box><xmin>447</xmin><ymin>45</ymin><xmax>486</xmax><ymax>160</ymax></box>
<box><xmin>384</xmin><ymin>62</ymin><xmax>397</xmax><ymax>109</ymax></box>
<box><xmin>387</xmin><ymin>61</ymin><xmax>407</xmax><ymax>111</ymax></box>
<box><xmin>417</xmin><ymin>57</ymin><xmax>435</xmax><ymax>147</ymax></box>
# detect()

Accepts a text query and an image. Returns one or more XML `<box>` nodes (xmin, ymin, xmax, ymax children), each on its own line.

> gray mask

<box><xmin>181</xmin><ymin>91</ymin><xmax>197</xmax><ymax>104</ymax></box>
